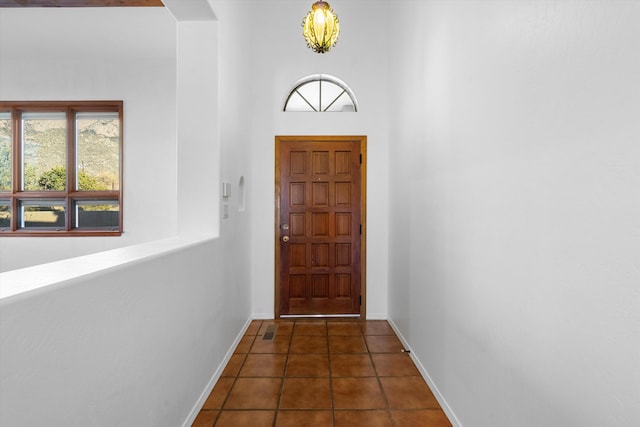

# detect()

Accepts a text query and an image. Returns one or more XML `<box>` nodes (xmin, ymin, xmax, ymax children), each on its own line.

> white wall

<box><xmin>388</xmin><ymin>1</ymin><xmax>640</xmax><ymax>426</ymax></box>
<box><xmin>176</xmin><ymin>18</ymin><xmax>220</xmax><ymax>236</ymax></box>
<box><xmin>236</xmin><ymin>0</ymin><xmax>391</xmax><ymax>318</ymax></box>
<box><xmin>0</xmin><ymin>237</ymin><xmax>250</xmax><ymax>427</ymax></box>
<box><xmin>215</xmin><ymin>0</ymin><xmax>254</xmax><ymax>250</ymax></box>
<box><xmin>0</xmin><ymin>8</ymin><xmax>178</xmax><ymax>271</ymax></box>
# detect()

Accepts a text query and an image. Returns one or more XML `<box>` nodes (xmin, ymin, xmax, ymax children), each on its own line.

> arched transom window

<box><xmin>283</xmin><ymin>74</ymin><xmax>358</xmax><ymax>112</ymax></box>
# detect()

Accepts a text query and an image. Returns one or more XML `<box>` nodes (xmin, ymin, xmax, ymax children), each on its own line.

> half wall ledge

<box><xmin>0</xmin><ymin>234</ymin><xmax>217</xmax><ymax>303</ymax></box>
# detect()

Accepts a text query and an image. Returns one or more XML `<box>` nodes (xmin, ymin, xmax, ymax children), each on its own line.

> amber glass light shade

<box><xmin>302</xmin><ymin>1</ymin><xmax>340</xmax><ymax>53</ymax></box>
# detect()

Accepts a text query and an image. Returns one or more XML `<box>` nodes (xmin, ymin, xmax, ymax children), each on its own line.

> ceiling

<box><xmin>0</xmin><ymin>0</ymin><xmax>163</xmax><ymax>6</ymax></box>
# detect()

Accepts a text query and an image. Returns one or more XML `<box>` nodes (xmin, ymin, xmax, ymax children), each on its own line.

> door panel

<box><xmin>275</xmin><ymin>136</ymin><xmax>366</xmax><ymax>317</ymax></box>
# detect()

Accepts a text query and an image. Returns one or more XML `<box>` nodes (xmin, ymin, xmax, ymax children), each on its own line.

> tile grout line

<box><xmin>213</xmin><ymin>319</ymin><xmax>262</xmax><ymax>426</ymax></box>
<box><xmin>273</xmin><ymin>321</ymin><xmax>293</xmax><ymax>427</ymax></box>
<box><xmin>327</xmin><ymin>320</ymin><xmax>337</xmax><ymax>427</ymax></box>
<box><xmin>370</xmin><ymin>320</ymin><xmax>397</xmax><ymax>427</ymax></box>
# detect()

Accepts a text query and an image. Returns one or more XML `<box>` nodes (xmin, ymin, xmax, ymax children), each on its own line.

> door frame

<box><xmin>274</xmin><ymin>135</ymin><xmax>367</xmax><ymax>319</ymax></box>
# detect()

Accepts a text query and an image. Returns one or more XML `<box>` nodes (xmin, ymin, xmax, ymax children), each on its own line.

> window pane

<box><xmin>0</xmin><ymin>200</ymin><xmax>10</xmax><ymax>229</ymax></box>
<box><xmin>284</xmin><ymin>75</ymin><xmax>358</xmax><ymax>112</ymax></box>
<box><xmin>0</xmin><ymin>112</ymin><xmax>11</xmax><ymax>191</ymax></box>
<box><xmin>319</xmin><ymin>81</ymin><xmax>343</xmax><ymax>111</ymax></box>
<box><xmin>76</xmin><ymin>112</ymin><xmax>120</xmax><ymax>191</ymax></box>
<box><xmin>297</xmin><ymin>80</ymin><xmax>320</xmax><ymax>111</ymax></box>
<box><xmin>74</xmin><ymin>200</ymin><xmax>119</xmax><ymax>229</ymax></box>
<box><xmin>285</xmin><ymin>92</ymin><xmax>316</xmax><ymax>112</ymax></box>
<box><xmin>19</xmin><ymin>199</ymin><xmax>66</xmax><ymax>229</ymax></box>
<box><xmin>22</xmin><ymin>112</ymin><xmax>67</xmax><ymax>191</ymax></box>
<box><xmin>324</xmin><ymin>91</ymin><xmax>353</xmax><ymax>112</ymax></box>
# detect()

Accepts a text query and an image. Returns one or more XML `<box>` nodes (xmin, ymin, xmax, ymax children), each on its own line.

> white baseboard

<box><xmin>386</xmin><ymin>318</ymin><xmax>463</xmax><ymax>427</ymax></box>
<box><xmin>182</xmin><ymin>316</ymin><xmax>253</xmax><ymax>427</ymax></box>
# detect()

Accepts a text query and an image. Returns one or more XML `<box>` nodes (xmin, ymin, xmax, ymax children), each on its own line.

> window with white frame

<box><xmin>283</xmin><ymin>74</ymin><xmax>358</xmax><ymax>112</ymax></box>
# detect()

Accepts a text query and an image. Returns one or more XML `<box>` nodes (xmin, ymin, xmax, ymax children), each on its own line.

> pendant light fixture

<box><xmin>302</xmin><ymin>1</ymin><xmax>340</xmax><ymax>54</ymax></box>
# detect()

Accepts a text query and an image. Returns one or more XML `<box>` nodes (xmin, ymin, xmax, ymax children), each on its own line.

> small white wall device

<box><xmin>222</xmin><ymin>181</ymin><xmax>231</xmax><ymax>198</ymax></box>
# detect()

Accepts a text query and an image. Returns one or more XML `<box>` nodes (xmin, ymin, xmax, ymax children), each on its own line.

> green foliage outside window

<box><xmin>37</xmin><ymin>166</ymin><xmax>66</xmax><ymax>191</ymax></box>
<box><xmin>0</xmin><ymin>143</ymin><xmax>10</xmax><ymax>191</ymax></box>
<box><xmin>0</xmin><ymin>118</ymin><xmax>11</xmax><ymax>191</ymax></box>
<box><xmin>36</xmin><ymin>166</ymin><xmax>105</xmax><ymax>191</ymax></box>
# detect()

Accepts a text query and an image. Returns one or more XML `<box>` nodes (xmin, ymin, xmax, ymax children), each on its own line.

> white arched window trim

<box><xmin>283</xmin><ymin>74</ymin><xmax>359</xmax><ymax>112</ymax></box>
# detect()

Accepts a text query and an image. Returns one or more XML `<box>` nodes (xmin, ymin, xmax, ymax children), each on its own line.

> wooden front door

<box><xmin>275</xmin><ymin>136</ymin><xmax>366</xmax><ymax>317</ymax></box>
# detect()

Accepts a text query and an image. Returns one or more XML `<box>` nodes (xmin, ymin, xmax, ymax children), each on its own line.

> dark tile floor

<box><xmin>192</xmin><ymin>319</ymin><xmax>452</xmax><ymax>427</ymax></box>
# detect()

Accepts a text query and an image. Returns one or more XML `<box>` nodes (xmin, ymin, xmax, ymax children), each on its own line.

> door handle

<box><xmin>282</xmin><ymin>236</ymin><xmax>290</xmax><ymax>243</ymax></box>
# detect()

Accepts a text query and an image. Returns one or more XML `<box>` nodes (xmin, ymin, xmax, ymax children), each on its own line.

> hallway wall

<box><xmin>388</xmin><ymin>1</ymin><xmax>640</xmax><ymax>426</ymax></box>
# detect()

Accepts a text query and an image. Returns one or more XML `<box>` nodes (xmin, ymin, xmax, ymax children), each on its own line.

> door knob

<box><xmin>282</xmin><ymin>236</ymin><xmax>290</xmax><ymax>243</ymax></box>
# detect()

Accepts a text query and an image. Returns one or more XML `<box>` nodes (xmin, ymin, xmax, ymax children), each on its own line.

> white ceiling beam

<box><xmin>161</xmin><ymin>0</ymin><xmax>215</xmax><ymax>21</ymax></box>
